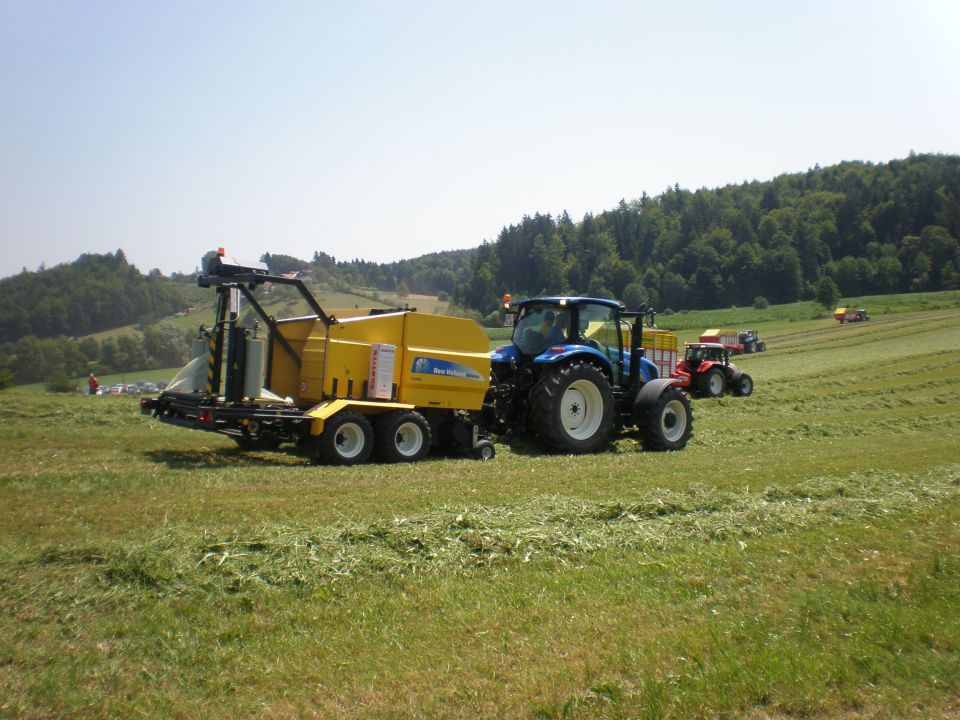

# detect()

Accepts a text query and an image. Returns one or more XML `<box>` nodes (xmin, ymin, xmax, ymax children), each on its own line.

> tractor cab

<box><xmin>493</xmin><ymin>297</ymin><xmax>658</xmax><ymax>386</ymax></box>
<box><xmin>684</xmin><ymin>342</ymin><xmax>730</xmax><ymax>367</ymax></box>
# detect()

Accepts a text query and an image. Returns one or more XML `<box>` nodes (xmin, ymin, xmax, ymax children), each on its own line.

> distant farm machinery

<box><xmin>671</xmin><ymin>343</ymin><xmax>754</xmax><ymax>398</ymax></box>
<box><xmin>698</xmin><ymin>328</ymin><xmax>766</xmax><ymax>354</ymax></box>
<box><xmin>833</xmin><ymin>307</ymin><xmax>870</xmax><ymax>323</ymax></box>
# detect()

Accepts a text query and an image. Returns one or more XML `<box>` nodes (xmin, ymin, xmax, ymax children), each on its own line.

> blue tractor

<box><xmin>737</xmin><ymin>329</ymin><xmax>766</xmax><ymax>353</ymax></box>
<box><xmin>486</xmin><ymin>297</ymin><xmax>692</xmax><ymax>453</ymax></box>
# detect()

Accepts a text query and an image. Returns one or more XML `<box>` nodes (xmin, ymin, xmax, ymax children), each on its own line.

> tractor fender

<box><xmin>696</xmin><ymin>360</ymin><xmax>726</xmax><ymax>376</ymax></box>
<box><xmin>633</xmin><ymin>378</ymin><xmax>682</xmax><ymax>418</ymax></box>
<box><xmin>533</xmin><ymin>345</ymin><xmax>611</xmax><ymax>372</ymax></box>
<box><xmin>490</xmin><ymin>344</ymin><xmax>520</xmax><ymax>364</ymax></box>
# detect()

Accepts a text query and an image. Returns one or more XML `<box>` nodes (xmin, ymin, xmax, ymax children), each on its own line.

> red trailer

<box><xmin>699</xmin><ymin>328</ymin><xmax>742</xmax><ymax>354</ymax></box>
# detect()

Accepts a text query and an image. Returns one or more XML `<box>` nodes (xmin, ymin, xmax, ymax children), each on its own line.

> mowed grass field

<box><xmin>2</xmin><ymin>308</ymin><xmax>959</xmax><ymax>719</ymax></box>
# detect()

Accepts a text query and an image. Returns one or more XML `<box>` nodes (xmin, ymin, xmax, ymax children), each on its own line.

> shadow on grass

<box><xmin>143</xmin><ymin>445</ymin><xmax>311</xmax><ymax>469</ymax></box>
<box><xmin>142</xmin><ymin>435</ymin><xmax>640</xmax><ymax>467</ymax></box>
<box><xmin>487</xmin><ymin>432</ymin><xmax>629</xmax><ymax>458</ymax></box>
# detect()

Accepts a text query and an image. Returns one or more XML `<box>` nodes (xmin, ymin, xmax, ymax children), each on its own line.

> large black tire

<box><xmin>317</xmin><ymin>411</ymin><xmax>373</xmax><ymax>465</ymax></box>
<box><xmin>733</xmin><ymin>373</ymin><xmax>754</xmax><ymax>397</ymax></box>
<box><xmin>637</xmin><ymin>386</ymin><xmax>692</xmax><ymax>451</ymax></box>
<box><xmin>528</xmin><ymin>362</ymin><xmax>614</xmax><ymax>453</ymax></box>
<box><xmin>756</xmin><ymin>341</ymin><xmax>766</xmax><ymax>352</ymax></box>
<box><xmin>374</xmin><ymin>410</ymin><xmax>432</xmax><ymax>463</ymax></box>
<box><xmin>698</xmin><ymin>367</ymin><xmax>726</xmax><ymax>398</ymax></box>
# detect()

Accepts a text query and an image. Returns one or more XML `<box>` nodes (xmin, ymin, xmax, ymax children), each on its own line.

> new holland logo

<box><xmin>411</xmin><ymin>357</ymin><xmax>484</xmax><ymax>382</ymax></box>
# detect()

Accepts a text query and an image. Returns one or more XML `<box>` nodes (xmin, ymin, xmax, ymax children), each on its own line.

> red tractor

<box><xmin>672</xmin><ymin>343</ymin><xmax>754</xmax><ymax>398</ymax></box>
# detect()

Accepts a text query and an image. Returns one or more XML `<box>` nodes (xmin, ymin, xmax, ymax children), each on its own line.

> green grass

<box><xmin>2</xmin><ymin>305</ymin><xmax>960</xmax><ymax>718</ymax></box>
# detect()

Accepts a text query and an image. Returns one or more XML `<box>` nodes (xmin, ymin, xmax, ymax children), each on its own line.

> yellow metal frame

<box><xmin>306</xmin><ymin>398</ymin><xmax>416</xmax><ymax>435</ymax></box>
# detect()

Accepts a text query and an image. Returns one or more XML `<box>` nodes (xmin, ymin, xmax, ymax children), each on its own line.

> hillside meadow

<box><xmin>1</xmin><ymin>306</ymin><xmax>959</xmax><ymax>718</ymax></box>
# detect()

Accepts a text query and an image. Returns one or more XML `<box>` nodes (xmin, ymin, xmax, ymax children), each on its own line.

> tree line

<box><xmin>0</xmin><ymin>250</ymin><xmax>184</xmax><ymax>343</ymax></box>
<box><xmin>1</xmin><ymin>321</ymin><xmax>192</xmax><ymax>389</ymax></box>
<box><xmin>260</xmin><ymin>155</ymin><xmax>957</xmax><ymax>317</ymax></box>
<box><xmin>454</xmin><ymin>153</ymin><xmax>960</xmax><ymax>315</ymax></box>
<box><xmin>259</xmin><ymin>247</ymin><xmax>476</xmax><ymax>299</ymax></box>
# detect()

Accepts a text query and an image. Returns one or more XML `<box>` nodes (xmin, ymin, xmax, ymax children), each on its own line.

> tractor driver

<box><xmin>541</xmin><ymin>310</ymin><xmax>567</xmax><ymax>346</ymax></box>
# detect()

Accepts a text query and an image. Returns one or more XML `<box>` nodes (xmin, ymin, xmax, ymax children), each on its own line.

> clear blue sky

<box><xmin>1</xmin><ymin>0</ymin><xmax>958</xmax><ymax>279</ymax></box>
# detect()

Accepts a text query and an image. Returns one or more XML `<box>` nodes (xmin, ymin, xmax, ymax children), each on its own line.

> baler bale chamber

<box><xmin>141</xmin><ymin>252</ymin><xmax>496</xmax><ymax>464</ymax></box>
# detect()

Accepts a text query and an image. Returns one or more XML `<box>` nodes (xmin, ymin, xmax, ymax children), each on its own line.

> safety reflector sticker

<box><xmin>412</xmin><ymin>357</ymin><xmax>484</xmax><ymax>382</ymax></box>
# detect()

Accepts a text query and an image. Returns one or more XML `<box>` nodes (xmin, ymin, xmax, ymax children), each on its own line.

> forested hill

<box><xmin>455</xmin><ymin>153</ymin><xmax>960</xmax><ymax>315</ymax></box>
<box><xmin>3</xmin><ymin>154</ymin><xmax>959</xmax><ymax>345</ymax></box>
<box><xmin>0</xmin><ymin>251</ymin><xmax>184</xmax><ymax>343</ymax></box>
<box><xmin>265</xmin><ymin>247</ymin><xmax>477</xmax><ymax>299</ymax></box>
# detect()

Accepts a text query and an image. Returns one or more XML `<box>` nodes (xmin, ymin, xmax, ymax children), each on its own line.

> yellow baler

<box><xmin>141</xmin><ymin>253</ymin><xmax>495</xmax><ymax>464</ymax></box>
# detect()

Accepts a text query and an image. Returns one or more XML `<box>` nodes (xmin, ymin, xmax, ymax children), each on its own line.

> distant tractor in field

<box><xmin>698</xmin><ymin>328</ymin><xmax>766</xmax><ymax>355</ymax></box>
<box><xmin>737</xmin><ymin>329</ymin><xmax>766</xmax><ymax>353</ymax></box>
<box><xmin>672</xmin><ymin>343</ymin><xmax>754</xmax><ymax>398</ymax></box>
<box><xmin>834</xmin><ymin>307</ymin><xmax>870</xmax><ymax>323</ymax></box>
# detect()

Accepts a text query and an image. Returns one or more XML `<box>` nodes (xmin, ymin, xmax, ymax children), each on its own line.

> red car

<box><xmin>672</xmin><ymin>343</ymin><xmax>754</xmax><ymax>398</ymax></box>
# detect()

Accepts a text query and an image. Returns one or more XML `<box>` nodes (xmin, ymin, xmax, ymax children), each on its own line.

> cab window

<box><xmin>513</xmin><ymin>304</ymin><xmax>570</xmax><ymax>354</ymax></box>
<box><xmin>578</xmin><ymin>303</ymin><xmax>620</xmax><ymax>355</ymax></box>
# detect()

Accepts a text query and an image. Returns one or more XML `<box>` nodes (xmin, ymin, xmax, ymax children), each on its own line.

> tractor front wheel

<box><xmin>529</xmin><ymin>361</ymin><xmax>614</xmax><ymax>453</ymax></box>
<box><xmin>374</xmin><ymin>410</ymin><xmax>431</xmax><ymax>463</ymax></box>
<box><xmin>637</xmin><ymin>386</ymin><xmax>692</xmax><ymax>451</ymax></box>
<box><xmin>698</xmin><ymin>368</ymin><xmax>726</xmax><ymax>397</ymax></box>
<box><xmin>734</xmin><ymin>373</ymin><xmax>754</xmax><ymax>397</ymax></box>
<box><xmin>316</xmin><ymin>411</ymin><xmax>373</xmax><ymax>465</ymax></box>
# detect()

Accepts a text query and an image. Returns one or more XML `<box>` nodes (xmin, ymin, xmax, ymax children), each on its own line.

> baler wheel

<box><xmin>374</xmin><ymin>410</ymin><xmax>431</xmax><ymax>463</ymax></box>
<box><xmin>317</xmin><ymin>411</ymin><xmax>373</xmax><ymax>465</ymax></box>
<box><xmin>472</xmin><ymin>440</ymin><xmax>496</xmax><ymax>461</ymax></box>
<box><xmin>529</xmin><ymin>361</ymin><xmax>614</xmax><ymax>453</ymax></box>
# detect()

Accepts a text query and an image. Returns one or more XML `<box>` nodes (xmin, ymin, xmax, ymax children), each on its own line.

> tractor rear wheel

<box><xmin>374</xmin><ymin>410</ymin><xmax>431</xmax><ymax>463</ymax></box>
<box><xmin>698</xmin><ymin>368</ymin><xmax>726</xmax><ymax>397</ymax></box>
<box><xmin>529</xmin><ymin>361</ymin><xmax>614</xmax><ymax>453</ymax></box>
<box><xmin>637</xmin><ymin>386</ymin><xmax>692</xmax><ymax>451</ymax></box>
<box><xmin>317</xmin><ymin>411</ymin><xmax>373</xmax><ymax>465</ymax></box>
<box><xmin>734</xmin><ymin>373</ymin><xmax>754</xmax><ymax>397</ymax></box>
